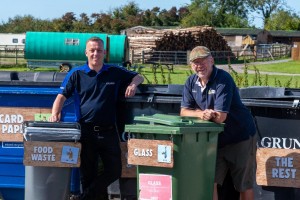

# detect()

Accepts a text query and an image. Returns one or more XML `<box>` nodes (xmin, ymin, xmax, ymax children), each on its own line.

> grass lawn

<box><xmin>247</xmin><ymin>60</ymin><xmax>300</xmax><ymax>73</ymax></box>
<box><xmin>2</xmin><ymin>60</ymin><xmax>300</xmax><ymax>88</ymax></box>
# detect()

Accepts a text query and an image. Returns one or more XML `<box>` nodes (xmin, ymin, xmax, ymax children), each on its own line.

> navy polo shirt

<box><xmin>59</xmin><ymin>63</ymin><xmax>138</xmax><ymax>125</ymax></box>
<box><xmin>181</xmin><ymin>65</ymin><xmax>256</xmax><ymax>147</ymax></box>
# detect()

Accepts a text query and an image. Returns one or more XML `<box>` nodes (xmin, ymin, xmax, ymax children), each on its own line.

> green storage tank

<box><xmin>25</xmin><ymin>32</ymin><xmax>109</xmax><ymax>62</ymax></box>
<box><xmin>108</xmin><ymin>34</ymin><xmax>129</xmax><ymax>64</ymax></box>
<box><xmin>24</xmin><ymin>32</ymin><xmax>130</xmax><ymax>70</ymax></box>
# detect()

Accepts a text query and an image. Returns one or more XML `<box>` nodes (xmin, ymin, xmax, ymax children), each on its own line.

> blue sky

<box><xmin>0</xmin><ymin>0</ymin><xmax>299</xmax><ymax>28</ymax></box>
<box><xmin>0</xmin><ymin>0</ymin><xmax>190</xmax><ymax>22</ymax></box>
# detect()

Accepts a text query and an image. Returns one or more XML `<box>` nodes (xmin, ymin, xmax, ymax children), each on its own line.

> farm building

<box><xmin>0</xmin><ymin>33</ymin><xmax>25</xmax><ymax>50</ymax></box>
<box><xmin>216</xmin><ymin>28</ymin><xmax>300</xmax><ymax>47</ymax></box>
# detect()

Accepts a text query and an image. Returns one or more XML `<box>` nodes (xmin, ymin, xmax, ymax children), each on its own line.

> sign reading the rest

<box><xmin>0</xmin><ymin>107</ymin><xmax>52</xmax><ymax>142</ymax></box>
<box><xmin>256</xmin><ymin>148</ymin><xmax>300</xmax><ymax>188</ymax></box>
<box><xmin>23</xmin><ymin>141</ymin><xmax>81</xmax><ymax>167</ymax></box>
<box><xmin>127</xmin><ymin>138</ymin><xmax>173</xmax><ymax>168</ymax></box>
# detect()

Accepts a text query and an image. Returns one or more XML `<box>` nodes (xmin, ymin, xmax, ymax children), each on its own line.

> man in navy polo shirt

<box><xmin>49</xmin><ymin>37</ymin><xmax>144</xmax><ymax>200</ymax></box>
<box><xmin>180</xmin><ymin>46</ymin><xmax>256</xmax><ymax>200</ymax></box>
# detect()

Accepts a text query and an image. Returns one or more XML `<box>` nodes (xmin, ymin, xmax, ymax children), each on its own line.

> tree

<box><xmin>158</xmin><ymin>7</ymin><xmax>180</xmax><ymax>26</ymax></box>
<box><xmin>0</xmin><ymin>15</ymin><xmax>54</xmax><ymax>33</ymax></box>
<box><xmin>141</xmin><ymin>8</ymin><xmax>165</xmax><ymax>26</ymax></box>
<box><xmin>247</xmin><ymin>0</ymin><xmax>287</xmax><ymax>27</ymax></box>
<box><xmin>181</xmin><ymin>0</ymin><xmax>249</xmax><ymax>28</ymax></box>
<box><xmin>265</xmin><ymin>9</ymin><xmax>300</xmax><ymax>30</ymax></box>
<box><xmin>180</xmin><ymin>1</ymin><xmax>214</xmax><ymax>27</ymax></box>
<box><xmin>91</xmin><ymin>13</ymin><xmax>113</xmax><ymax>33</ymax></box>
<box><xmin>73</xmin><ymin>13</ymin><xmax>92</xmax><ymax>32</ymax></box>
<box><xmin>51</xmin><ymin>12</ymin><xmax>77</xmax><ymax>32</ymax></box>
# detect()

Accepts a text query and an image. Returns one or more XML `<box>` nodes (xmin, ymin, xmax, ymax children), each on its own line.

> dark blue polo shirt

<box><xmin>59</xmin><ymin>63</ymin><xmax>138</xmax><ymax>125</ymax></box>
<box><xmin>181</xmin><ymin>65</ymin><xmax>256</xmax><ymax>147</ymax></box>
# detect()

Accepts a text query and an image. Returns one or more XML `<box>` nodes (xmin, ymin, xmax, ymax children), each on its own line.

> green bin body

<box><xmin>125</xmin><ymin>114</ymin><xmax>224</xmax><ymax>200</ymax></box>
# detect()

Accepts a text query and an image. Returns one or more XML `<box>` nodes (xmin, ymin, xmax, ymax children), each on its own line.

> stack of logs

<box><xmin>126</xmin><ymin>26</ymin><xmax>234</xmax><ymax>62</ymax></box>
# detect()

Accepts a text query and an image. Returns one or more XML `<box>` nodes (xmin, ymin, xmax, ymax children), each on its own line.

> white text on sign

<box><xmin>134</xmin><ymin>148</ymin><xmax>153</xmax><ymax>157</ymax></box>
<box><xmin>0</xmin><ymin>114</ymin><xmax>23</xmax><ymax>134</ymax></box>
<box><xmin>272</xmin><ymin>157</ymin><xmax>296</xmax><ymax>179</ymax></box>
<box><xmin>31</xmin><ymin>146</ymin><xmax>56</xmax><ymax>162</ymax></box>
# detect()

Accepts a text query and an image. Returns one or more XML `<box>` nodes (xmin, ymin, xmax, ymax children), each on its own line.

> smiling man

<box><xmin>180</xmin><ymin>46</ymin><xmax>257</xmax><ymax>200</ymax></box>
<box><xmin>49</xmin><ymin>37</ymin><xmax>144</xmax><ymax>200</ymax></box>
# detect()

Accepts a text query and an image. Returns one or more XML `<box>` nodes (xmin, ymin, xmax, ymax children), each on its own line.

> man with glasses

<box><xmin>180</xmin><ymin>46</ymin><xmax>257</xmax><ymax>200</ymax></box>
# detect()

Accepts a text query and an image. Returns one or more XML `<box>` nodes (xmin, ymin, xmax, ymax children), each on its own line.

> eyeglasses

<box><xmin>191</xmin><ymin>59</ymin><xmax>208</xmax><ymax>66</ymax></box>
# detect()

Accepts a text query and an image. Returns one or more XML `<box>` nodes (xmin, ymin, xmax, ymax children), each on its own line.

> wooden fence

<box><xmin>0</xmin><ymin>45</ymin><xmax>25</xmax><ymax>65</ymax></box>
<box><xmin>130</xmin><ymin>44</ymin><xmax>292</xmax><ymax>64</ymax></box>
<box><xmin>0</xmin><ymin>44</ymin><xmax>292</xmax><ymax>66</ymax></box>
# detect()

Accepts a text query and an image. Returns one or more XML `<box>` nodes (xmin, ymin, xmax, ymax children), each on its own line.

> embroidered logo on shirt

<box><xmin>106</xmin><ymin>82</ymin><xmax>115</xmax><ymax>85</ymax></box>
<box><xmin>208</xmin><ymin>89</ymin><xmax>216</xmax><ymax>94</ymax></box>
<box><xmin>192</xmin><ymin>89</ymin><xmax>197</xmax><ymax>93</ymax></box>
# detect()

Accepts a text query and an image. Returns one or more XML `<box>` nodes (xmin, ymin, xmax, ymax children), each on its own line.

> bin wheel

<box><xmin>59</xmin><ymin>63</ymin><xmax>72</xmax><ymax>72</ymax></box>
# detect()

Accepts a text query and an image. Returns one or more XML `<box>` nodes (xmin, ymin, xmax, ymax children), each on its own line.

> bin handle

<box><xmin>181</xmin><ymin>119</ymin><xmax>194</xmax><ymax>125</ymax></box>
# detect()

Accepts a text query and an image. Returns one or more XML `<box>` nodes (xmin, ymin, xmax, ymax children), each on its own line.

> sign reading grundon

<box><xmin>260</xmin><ymin>137</ymin><xmax>300</xmax><ymax>149</ymax></box>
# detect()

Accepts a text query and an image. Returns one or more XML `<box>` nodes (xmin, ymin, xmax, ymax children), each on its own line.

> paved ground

<box><xmin>218</xmin><ymin>58</ymin><xmax>300</xmax><ymax>76</ymax></box>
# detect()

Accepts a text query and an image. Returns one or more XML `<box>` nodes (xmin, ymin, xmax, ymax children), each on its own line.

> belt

<box><xmin>80</xmin><ymin>123</ymin><xmax>114</xmax><ymax>132</ymax></box>
<box><xmin>93</xmin><ymin>125</ymin><xmax>114</xmax><ymax>132</ymax></box>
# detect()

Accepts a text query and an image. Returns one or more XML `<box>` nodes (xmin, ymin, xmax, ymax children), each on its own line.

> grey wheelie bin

<box><xmin>23</xmin><ymin>121</ymin><xmax>81</xmax><ymax>200</ymax></box>
<box><xmin>125</xmin><ymin>114</ymin><xmax>224</xmax><ymax>200</ymax></box>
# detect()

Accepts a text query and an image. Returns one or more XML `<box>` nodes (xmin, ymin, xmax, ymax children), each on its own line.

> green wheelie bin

<box><xmin>125</xmin><ymin>114</ymin><xmax>224</xmax><ymax>200</ymax></box>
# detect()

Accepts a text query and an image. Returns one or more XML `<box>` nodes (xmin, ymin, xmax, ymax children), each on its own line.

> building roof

<box><xmin>269</xmin><ymin>30</ymin><xmax>300</xmax><ymax>37</ymax></box>
<box><xmin>216</xmin><ymin>28</ymin><xmax>300</xmax><ymax>38</ymax></box>
<box><xmin>215</xmin><ymin>28</ymin><xmax>263</xmax><ymax>36</ymax></box>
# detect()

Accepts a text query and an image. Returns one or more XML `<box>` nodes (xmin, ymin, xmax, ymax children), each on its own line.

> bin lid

<box><xmin>125</xmin><ymin>114</ymin><xmax>224</xmax><ymax>135</ymax></box>
<box><xmin>23</xmin><ymin>121</ymin><xmax>81</xmax><ymax>142</ymax></box>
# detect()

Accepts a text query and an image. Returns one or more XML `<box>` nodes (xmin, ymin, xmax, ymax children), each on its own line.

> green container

<box><xmin>125</xmin><ymin>114</ymin><xmax>224</xmax><ymax>200</ymax></box>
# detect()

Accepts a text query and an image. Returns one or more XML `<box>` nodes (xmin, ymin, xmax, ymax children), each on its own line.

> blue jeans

<box><xmin>79</xmin><ymin>125</ymin><xmax>122</xmax><ymax>199</ymax></box>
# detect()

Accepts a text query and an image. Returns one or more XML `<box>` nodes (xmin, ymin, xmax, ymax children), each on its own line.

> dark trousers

<box><xmin>79</xmin><ymin>125</ymin><xmax>122</xmax><ymax>200</ymax></box>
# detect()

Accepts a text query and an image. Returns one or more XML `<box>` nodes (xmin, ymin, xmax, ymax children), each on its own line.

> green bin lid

<box><xmin>125</xmin><ymin>114</ymin><xmax>224</xmax><ymax>135</ymax></box>
<box><xmin>133</xmin><ymin>114</ymin><xmax>219</xmax><ymax>127</ymax></box>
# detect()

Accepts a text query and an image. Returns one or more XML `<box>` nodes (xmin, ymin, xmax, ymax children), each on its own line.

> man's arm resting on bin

<box><xmin>180</xmin><ymin>107</ymin><xmax>227</xmax><ymax>123</ymax></box>
<box><xmin>49</xmin><ymin>94</ymin><xmax>66</xmax><ymax>122</ymax></box>
<box><xmin>125</xmin><ymin>74</ymin><xmax>144</xmax><ymax>97</ymax></box>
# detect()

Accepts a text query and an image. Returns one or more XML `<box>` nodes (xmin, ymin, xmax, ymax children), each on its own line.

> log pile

<box><xmin>154</xmin><ymin>28</ymin><xmax>232</xmax><ymax>52</ymax></box>
<box><xmin>154</xmin><ymin>31</ymin><xmax>195</xmax><ymax>51</ymax></box>
<box><xmin>125</xmin><ymin>26</ymin><xmax>235</xmax><ymax>62</ymax></box>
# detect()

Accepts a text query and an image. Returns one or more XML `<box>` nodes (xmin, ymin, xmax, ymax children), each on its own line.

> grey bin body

<box><xmin>23</xmin><ymin>121</ymin><xmax>80</xmax><ymax>200</ymax></box>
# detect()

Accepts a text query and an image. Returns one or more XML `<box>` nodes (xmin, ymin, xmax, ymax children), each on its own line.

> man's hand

<box><xmin>125</xmin><ymin>84</ymin><xmax>137</xmax><ymax>97</ymax></box>
<box><xmin>48</xmin><ymin>114</ymin><xmax>60</xmax><ymax>122</ymax></box>
<box><xmin>125</xmin><ymin>74</ymin><xmax>144</xmax><ymax>97</ymax></box>
<box><xmin>202</xmin><ymin>109</ymin><xmax>217</xmax><ymax>121</ymax></box>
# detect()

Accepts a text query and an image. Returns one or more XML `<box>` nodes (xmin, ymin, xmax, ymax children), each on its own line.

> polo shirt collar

<box><xmin>83</xmin><ymin>62</ymin><xmax>109</xmax><ymax>74</ymax></box>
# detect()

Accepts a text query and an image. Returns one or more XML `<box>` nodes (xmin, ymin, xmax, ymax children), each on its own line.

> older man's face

<box><xmin>191</xmin><ymin>56</ymin><xmax>214</xmax><ymax>80</ymax></box>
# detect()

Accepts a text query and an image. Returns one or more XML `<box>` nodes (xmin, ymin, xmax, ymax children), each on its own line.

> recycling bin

<box><xmin>240</xmin><ymin>86</ymin><xmax>300</xmax><ymax>200</ymax></box>
<box><xmin>23</xmin><ymin>121</ymin><xmax>81</xmax><ymax>200</ymax></box>
<box><xmin>125</xmin><ymin>114</ymin><xmax>224</xmax><ymax>200</ymax></box>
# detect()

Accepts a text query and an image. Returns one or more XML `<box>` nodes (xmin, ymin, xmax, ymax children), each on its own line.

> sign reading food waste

<box><xmin>23</xmin><ymin>141</ymin><xmax>81</xmax><ymax>167</ymax></box>
<box><xmin>0</xmin><ymin>107</ymin><xmax>51</xmax><ymax>142</ymax></box>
